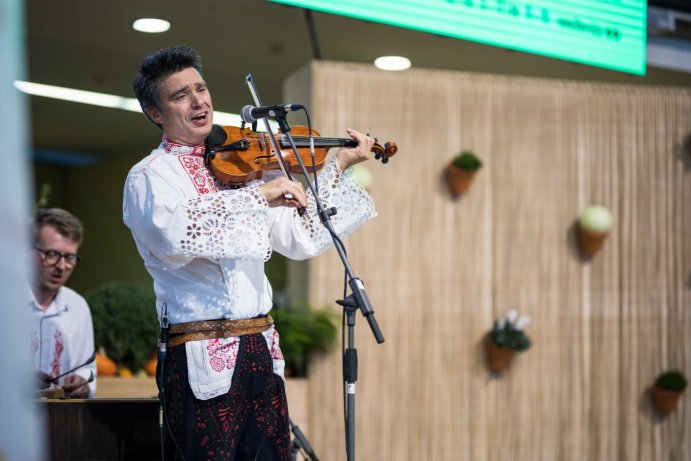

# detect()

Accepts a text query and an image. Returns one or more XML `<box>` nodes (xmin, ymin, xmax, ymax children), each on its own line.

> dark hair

<box><xmin>35</xmin><ymin>208</ymin><xmax>84</xmax><ymax>246</ymax></box>
<box><xmin>132</xmin><ymin>45</ymin><xmax>203</xmax><ymax>126</ymax></box>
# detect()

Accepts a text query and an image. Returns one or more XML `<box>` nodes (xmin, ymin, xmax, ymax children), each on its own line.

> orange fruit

<box><xmin>96</xmin><ymin>352</ymin><xmax>117</xmax><ymax>376</ymax></box>
<box><xmin>118</xmin><ymin>367</ymin><xmax>133</xmax><ymax>378</ymax></box>
<box><xmin>144</xmin><ymin>355</ymin><xmax>158</xmax><ymax>377</ymax></box>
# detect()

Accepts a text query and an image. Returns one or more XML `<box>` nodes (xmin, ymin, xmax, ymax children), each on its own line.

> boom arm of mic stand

<box><xmin>347</xmin><ymin>278</ymin><xmax>384</xmax><ymax>344</ymax></box>
<box><xmin>275</xmin><ymin>114</ymin><xmax>385</xmax><ymax>344</ymax></box>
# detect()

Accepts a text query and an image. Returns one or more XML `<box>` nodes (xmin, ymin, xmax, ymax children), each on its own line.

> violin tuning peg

<box><xmin>382</xmin><ymin>157</ymin><xmax>389</xmax><ymax>164</ymax></box>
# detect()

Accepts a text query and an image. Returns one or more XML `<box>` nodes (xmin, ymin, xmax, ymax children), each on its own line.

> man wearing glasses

<box><xmin>30</xmin><ymin>208</ymin><xmax>96</xmax><ymax>398</ymax></box>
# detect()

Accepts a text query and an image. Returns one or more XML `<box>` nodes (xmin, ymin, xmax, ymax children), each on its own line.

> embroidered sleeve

<box><xmin>268</xmin><ymin>158</ymin><xmax>376</xmax><ymax>260</ymax></box>
<box><xmin>124</xmin><ymin>166</ymin><xmax>272</xmax><ymax>268</ymax></box>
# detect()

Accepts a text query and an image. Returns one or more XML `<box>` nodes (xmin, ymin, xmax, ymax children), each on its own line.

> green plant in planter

<box><xmin>85</xmin><ymin>281</ymin><xmax>159</xmax><ymax>373</ymax></box>
<box><xmin>653</xmin><ymin>369</ymin><xmax>687</xmax><ymax>414</ymax></box>
<box><xmin>655</xmin><ymin>370</ymin><xmax>688</xmax><ymax>391</ymax></box>
<box><xmin>487</xmin><ymin>310</ymin><xmax>532</xmax><ymax>351</ymax></box>
<box><xmin>485</xmin><ymin>310</ymin><xmax>531</xmax><ymax>372</ymax></box>
<box><xmin>452</xmin><ymin>151</ymin><xmax>483</xmax><ymax>171</ymax></box>
<box><xmin>270</xmin><ymin>306</ymin><xmax>338</xmax><ymax>377</ymax></box>
<box><xmin>447</xmin><ymin>151</ymin><xmax>482</xmax><ymax>196</ymax></box>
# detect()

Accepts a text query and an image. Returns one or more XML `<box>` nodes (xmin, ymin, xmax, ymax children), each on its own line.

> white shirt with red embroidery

<box><xmin>122</xmin><ymin>138</ymin><xmax>376</xmax><ymax>399</ymax></box>
<box><xmin>30</xmin><ymin>286</ymin><xmax>97</xmax><ymax>398</ymax></box>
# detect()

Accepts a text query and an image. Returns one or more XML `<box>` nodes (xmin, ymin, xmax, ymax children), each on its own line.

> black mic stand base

<box><xmin>290</xmin><ymin>418</ymin><xmax>319</xmax><ymax>461</ymax></box>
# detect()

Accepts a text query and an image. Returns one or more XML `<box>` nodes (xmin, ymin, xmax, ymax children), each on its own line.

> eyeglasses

<box><xmin>35</xmin><ymin>247</ymin><xmax>80</xmax><ymax>267</ymax></box>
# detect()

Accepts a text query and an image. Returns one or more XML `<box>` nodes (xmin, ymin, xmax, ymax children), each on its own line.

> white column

<box><xmin>0</xmin><ymin>0</ymin><xmax>45</xmax><ymax>459</ymax></box>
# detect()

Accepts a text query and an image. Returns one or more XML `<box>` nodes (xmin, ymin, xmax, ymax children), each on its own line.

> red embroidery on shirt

<box><xmin>206</xmin><ymin>337</ymin><xmax>240</xmax><ymax>373</ymax></box>
<box><xmin>179</xmin><ymin>154</ymin><xmax>218</xmax><ymax>195</ymax></box>
<box><xmin>270</xmin><ymin>329</ymin><xmax>284</xmax><ymax>361</ymax></box>
<box><xmin>162</xmin><ymin>137</ymin><xmax>206</xmax><ymax>155</ymax></box>
<box><xmin>51</xmin><ymin>331</ymin><xmax>64</xmax><ymax>378</ymax></box>
<box><xmin>177</xmin><ymin>152</ymin><xmax>242</xmax><ymax>196</ymax></box>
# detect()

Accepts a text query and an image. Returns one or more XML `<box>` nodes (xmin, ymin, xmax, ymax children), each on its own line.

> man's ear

<box><xmin>147</xmin><ymin>107</ymin><xmax>163</xmax><ymax>125</ymax></box>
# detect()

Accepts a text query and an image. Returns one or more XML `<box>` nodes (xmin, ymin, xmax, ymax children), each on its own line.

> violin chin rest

<box><xmin>206</xmin><ymin>124</ymin><xmax>228</xmax><ymax>149</ymax></box>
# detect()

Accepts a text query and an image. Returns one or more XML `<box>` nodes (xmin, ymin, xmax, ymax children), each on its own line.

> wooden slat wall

<box><xmin>296</xmin><ymin>61</ymin><xmax>690</xmax><ymax>461</ymax></box>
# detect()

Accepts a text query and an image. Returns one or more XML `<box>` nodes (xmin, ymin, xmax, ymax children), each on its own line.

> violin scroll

<box><xmin>372</xmin><ymin>141</ymin><xmax>398</xmax><ymax>164</ymax></box>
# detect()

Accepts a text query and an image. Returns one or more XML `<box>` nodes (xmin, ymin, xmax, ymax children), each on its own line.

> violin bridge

<box><xmin>259</xmin><ymin>133</ymin><xmax>273</xmax><ymax>157</ymax></box>
<box><xmin>258</xmin><ymin>133</ymin><xmax>266</xmax><ymax>153</ymax></box>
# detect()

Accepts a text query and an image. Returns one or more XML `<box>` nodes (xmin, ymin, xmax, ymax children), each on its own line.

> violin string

<box><xmin>288</xmin><ymin>136</ymin><xmax>351</xmax><ymax>146</ymax></box>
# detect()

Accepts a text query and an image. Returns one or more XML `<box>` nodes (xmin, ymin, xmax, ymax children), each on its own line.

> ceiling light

<box><xmin>14</xmin><ymin>81</ymin><xmax>142</xmax><ymax>111</ymax></box>
<box><xmin>374</xmin><ymin>56</ymin><xmax>411</xmax><ymax>71</ymax></box>
<box><xmin>13</xmin><ymin>80</ymin><xmax>273</xmax><ymax>129</ymax></box>
<box><xmin>132</xmin><ymin>18</ymin><xmax>171</xmax><ymax>33</ymax></box>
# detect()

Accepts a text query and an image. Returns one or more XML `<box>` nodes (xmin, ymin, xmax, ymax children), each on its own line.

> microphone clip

<box><xmin>158</xmin><ymin>306</ymin><xmax>169</xmax><ymax>360</ymax></box>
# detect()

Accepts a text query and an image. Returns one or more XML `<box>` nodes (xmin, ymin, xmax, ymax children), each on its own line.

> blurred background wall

<box><xmin>287</xmin><ymin>61</ymin><xmax>691</xmax><ymax>461</ymax></box>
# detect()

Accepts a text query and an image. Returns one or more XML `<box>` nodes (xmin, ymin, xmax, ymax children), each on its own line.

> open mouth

<box><xmin>191</xmin><ymin>112</ymin><xmax>208</xmax><ymax>123</ymax></box>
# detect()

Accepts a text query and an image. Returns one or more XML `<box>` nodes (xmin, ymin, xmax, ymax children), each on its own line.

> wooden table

<box><xmin>37</xmin><ymin>398</ymin><xmax>161</xmax><ymax>461</ymax></box>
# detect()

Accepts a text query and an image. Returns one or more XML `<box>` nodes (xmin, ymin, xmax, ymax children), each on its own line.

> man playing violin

<box><xmin>124</xmin><ymin>45</ymin><xmax>377</xmax><ymax>460</ymax></box>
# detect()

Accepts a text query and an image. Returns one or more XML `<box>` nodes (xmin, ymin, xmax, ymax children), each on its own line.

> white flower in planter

<box><xmin>515</xmin><ymin>315</ymin><xmax>531</xmax><ymax>331</ymax></box>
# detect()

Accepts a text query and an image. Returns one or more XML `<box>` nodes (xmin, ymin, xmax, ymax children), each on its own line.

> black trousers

<box><xmin>159</xmin><ymin>333</ymin><xmax>291</xmax><ymax>460</ymax></box>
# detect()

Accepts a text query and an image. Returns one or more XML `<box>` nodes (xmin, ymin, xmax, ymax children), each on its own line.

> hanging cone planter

<box><xmin>577</xmin><ymin>205</ymin><xmax>613</xmax><ymax>258</ymax></box>
<box><xmin>652</xmin><ymin>386</ymin><xmax>683</xmax><ymax>414</ymax></box>
<box><xmin>577</xmin><ymin>226</ymin><xmax>609</xmax><ymax>257</ymax></box>
<box><xmin>485</xmin><ymin>338</ymin><xmax>516</xmax><ymax>372</ymax></box>
<box><xmin>447</xmin><ymin>164</ymin><xmax>477</xmax><ymax>196</ymax></box>
<box><xmin>652</xmin><ymin>370</ymin><xmax>687</xmax><ymax>414</ymax></box>
<box><xmin>485</xmin><ymin>310</ymin><xmax>531</xmax><ymax>372</ymax></box>
<box><xmin>446</xmin><ymin>151</ymin><xmax>482</xmax><ymax>197</ymax></box>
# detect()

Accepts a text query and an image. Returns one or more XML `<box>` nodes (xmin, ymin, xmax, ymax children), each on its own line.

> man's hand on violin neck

<box><xmin>335</xmin><ymin>128</ymin><xmax>375</xmax><ymax>171</ymax></box>
<box><xmin>259</xmin><ymin>177</ymin><xmax>308</xmax><ymax>209</ymax></box>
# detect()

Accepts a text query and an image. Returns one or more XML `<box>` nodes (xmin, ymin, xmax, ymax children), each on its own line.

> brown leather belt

<box><xmin>167</xmin><ymin>315</ymin><xmax>274</xmax><ymax>348</ymax></box>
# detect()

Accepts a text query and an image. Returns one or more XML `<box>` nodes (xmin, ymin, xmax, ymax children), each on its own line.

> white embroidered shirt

<box><xmin>122</xmin><ymin>138</ymin><xmax>376</xmax><ymax>399</ymax></box>
<box><xmin>29</xmin><ymin>286</ymin><xmax>97</xmax><ymax>398</ymax></box>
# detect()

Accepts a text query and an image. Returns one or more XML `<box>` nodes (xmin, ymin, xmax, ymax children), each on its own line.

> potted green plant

<box><xmin>447</xmin><ymin>151</ymin><xmax>482</xmax><ymax>196</ymax></box>
<box><xmin>652</xmin><ymin>370</ymin><xmax>687</xmax><ymax>414</ymax></box>
<box><xmin>485</xmin><ymin>310</ymin><xmax>531</xmax><ymax>372</ymax></box>
<box><xmin>85</xmin><ymin>281</ymin><xmax>159</xmax><ymax>376</ymax></box>
<box><xmin>270</xmin><ymin>306</ymin><xmax>338</xmax><ymax>377</ymax></box>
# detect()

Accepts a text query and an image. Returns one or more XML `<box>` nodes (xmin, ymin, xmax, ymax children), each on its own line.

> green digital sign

<box><xmin>270</xmin><ymin>0</ymin><xmax>647</xmax><ymax>75</ymax></box>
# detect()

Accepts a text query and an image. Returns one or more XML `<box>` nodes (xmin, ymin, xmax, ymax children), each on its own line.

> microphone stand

<box><xmin>274</xmin><ymin>113</ymin><xmax>384</xmax><ymax>461</ymax></box>
<box><xmin>157</xmin><ymin>309</ymin><xmax>169</xmax><ymax>461</ymax></box>
<box><xmin>244</xmin><ymin>74</ymin><xmax>384</xmax><ymax>461</ymax></box>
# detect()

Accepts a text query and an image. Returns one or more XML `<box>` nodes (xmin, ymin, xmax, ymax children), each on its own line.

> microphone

<box><xmin>240</xmin><ymin>103</ymin><xmax>303</xmax><ymax>123</ymax></box>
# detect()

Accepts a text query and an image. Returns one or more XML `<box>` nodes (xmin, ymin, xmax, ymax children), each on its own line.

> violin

<box><xmin>204</xmin><ymin>124</ymin><xmax>397</xmax><ymax>185</ymax></box>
